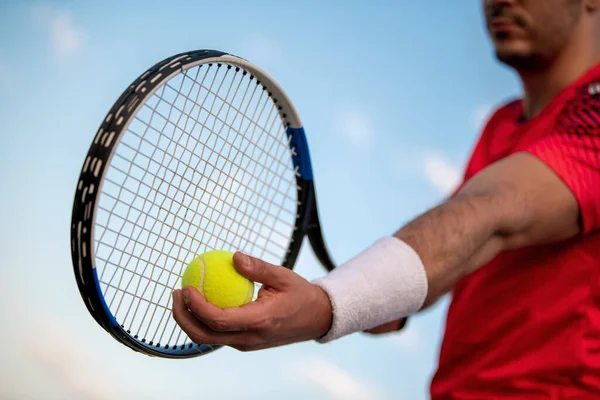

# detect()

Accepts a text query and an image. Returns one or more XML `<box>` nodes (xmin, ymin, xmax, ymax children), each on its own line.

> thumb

<box><xmin>233</xmin><ymin>252</ymin><xmax>291</xmax><ymax>288</ymax></box>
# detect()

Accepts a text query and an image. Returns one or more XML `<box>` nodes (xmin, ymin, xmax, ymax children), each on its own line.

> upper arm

<box><xmin>458</xmin><ymin>92</ymin><xmax>600</xmax><ymax>250</ymax></box>
<box><xmin>458</xmin><ymin>152</ymin><xmax>580</xmax><ymax>250</ymax></box>
<box><xmin>527</xmin><ymin>92</ymin><xmax>600</xmax><ymax>235</ymax></box>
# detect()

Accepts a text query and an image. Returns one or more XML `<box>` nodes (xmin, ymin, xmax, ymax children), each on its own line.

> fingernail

<box><xmin>182</xmin><ymin>287</ymin><xmax>191</xmax><ymax>304</ymax></box>
<box><xmin>237</xmin><ymin>252</ymin><xmax>251</xmax><ymax>269</ymax></box>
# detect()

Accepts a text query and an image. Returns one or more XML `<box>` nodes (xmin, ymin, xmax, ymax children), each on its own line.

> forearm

<box><xmin>396</xmin><ymin>193</ymin><xmax>508</xmax><ymax>307</ymax></box>
<box><xmin>315</xmin><ymin>153</ymin><xmax>581</xmax><ymax>342</ymax></box>
<box><xmin>396</xmin><ymin>153</ymin><xmax>580</xmax><ymax>306</ymax></box>
<box><xmin>314</xmin><ymin>189</ymin><xmax>520</xmax><ymax>342</ymax></box>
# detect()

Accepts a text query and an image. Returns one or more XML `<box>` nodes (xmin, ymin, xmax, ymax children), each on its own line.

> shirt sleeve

<box><xmin>526</xmin><ymin>90</ymin><xmax>600</xmax><ymax>234</ymax></box>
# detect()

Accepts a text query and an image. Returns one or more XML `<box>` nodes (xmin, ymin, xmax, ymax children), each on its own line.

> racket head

<box><xmin>70</xmin><ymin>50</ymin><xmax>317</xmax><ymax>358</ymax></box>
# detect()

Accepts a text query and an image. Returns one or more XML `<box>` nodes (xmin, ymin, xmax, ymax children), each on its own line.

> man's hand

<box><xmin>172</xmin><ymin>252</ymin><xmax>333</xmax><ymax>351</ymax></box>
<box><xmin>363</xmin><ymin>318</ymin><xmax>407</xmax><ymax>335</ymax></box>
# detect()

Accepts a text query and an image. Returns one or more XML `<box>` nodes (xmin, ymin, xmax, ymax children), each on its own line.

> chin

<box><xmin>493</xmin><ymin>42</ymin><xmax>538</xmax><ymax>69</ymax></box>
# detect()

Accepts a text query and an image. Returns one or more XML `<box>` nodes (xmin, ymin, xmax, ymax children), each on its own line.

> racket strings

<box><xmin>94</xmin><ymin>62</ymin><xmax>298</xmax><ymax>348</ymax></box>
<box><xmin>136</xmin><ymin>77</ymin><xmax>288</xmax><ymax>345</ymax></box>
<box><xmin>107</xmin><ymin>67</ymin><xmax>215</xmax><ymax>328</ymax></box>
<box><xmin>124</xmin><ymin>110</ymin><xmax>297</xmax><ymax>208</ymax></box>
<box><xmin>164</xmin><ymin>77</ymin><xmax>294</xmax><ymax>171</ymax></box>
<box><xmin>121</xmin><ymin>65</ymin><xmax>246</xmax><ymax>339</ymax></box>
<box><xmin>129</xmin><ymin>70</ymin><xmax>292</xmax><ymax>342</ymax></box>
<box><xmin>96</xmin><ymin>65</ymin><xmax>209</xmax><ymax>282</ymax></box>
<box><xmin>104</xmin><ymin>146</ymin><xmax>295</xmax><ymax>247</ymax></box>
<box><xmin>97</xmin><ymin>179</ymin><xmax>291</xmax><ymax>258</ymax></box>
<box><xmin>103</xmin><ymin>65</ymin><xmax>248</xmax><ymax>344</ymax></box>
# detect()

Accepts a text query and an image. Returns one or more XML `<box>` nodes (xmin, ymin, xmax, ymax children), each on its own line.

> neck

<box><xmin>518</xmin><ymin>29</ymin><xmax>600</xmax><ymax>118</ymax></box>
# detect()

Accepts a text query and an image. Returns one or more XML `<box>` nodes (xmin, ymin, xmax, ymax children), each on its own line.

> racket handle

<box><xmin>398</xmin><ymin>317</ymin><xmax>408</xmax><ymax>330</ymax></box>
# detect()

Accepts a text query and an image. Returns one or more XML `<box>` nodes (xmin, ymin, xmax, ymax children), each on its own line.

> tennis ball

<box><xmin>181</xmin><ymin>250</ymin><xmax>254</xmax><ymax>308</ymax></box>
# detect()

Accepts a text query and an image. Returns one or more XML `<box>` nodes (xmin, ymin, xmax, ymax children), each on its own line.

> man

<box><xmin>172</xmin><ymin>0</ymin><xmax>600</xmax><ymax>397</ymax></box>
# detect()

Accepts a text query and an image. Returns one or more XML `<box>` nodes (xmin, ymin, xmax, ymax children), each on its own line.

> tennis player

<box><xmin>173</xmin><ymin>0</ymin><xmax>600</xmax><ymax>397</ymax></box>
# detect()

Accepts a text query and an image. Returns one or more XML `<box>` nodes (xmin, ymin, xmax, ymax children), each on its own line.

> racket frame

<box><xmin>71</xmin><ymin>50</ymin><xmax>334</xmax><ymax>358</ymax></box>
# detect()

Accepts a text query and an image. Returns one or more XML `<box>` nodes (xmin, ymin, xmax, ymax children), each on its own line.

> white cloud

<box><xmin>50</xmin><ymin>12</ymin><xmax>84</xmax><ymax>57</ymax></box>
<box><xmin>336</xmin><ymin>111</ymin><xmax>374</xmax><ymax>150</ymax></box>
<box><xmin>423</xmin><ymin>153</ymin><xmax>461</xmax><ymax>195</ymax></box>
<box><xmin>391</xmin><ymin>148</ymin><xmax>463</xmax><ymax>195</ymax></box>
<box><xmin>290</xmin><ymin>358</ymin><xmax>383</xmax><ymax>400</ymax></box>
<box><xmin>21</xmin><ymin>318</ymin><xmax>125</xmax><ymax>400</ymax></box>
<box><xmin>32</xmin><ymin>5</ymin><xmax>85</xmax><ymax>58</ymax></box>
<box><xmin>471</xmin><ymin>104</ymin><xmax>495</xmax><ymax>131</ymax></box>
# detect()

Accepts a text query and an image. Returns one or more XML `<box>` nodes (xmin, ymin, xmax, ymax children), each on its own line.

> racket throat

<box><xmin>303</xmin><ymin>181</ymin><xmax>336</xmax><ymax>272</ymax></box>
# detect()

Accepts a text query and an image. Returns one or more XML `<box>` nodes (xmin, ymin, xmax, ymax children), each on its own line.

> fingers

<box><xmin>233</xmin><ymin>252</ymin><xmax>292</xmax><ymax>289</ymax></box>
<box><xmin>397</xmin><ymin>317</ymin><xmax>408</xmax><ymax>330</ymax></box>
<box><xmin>171</xmin><ymin>255</ymin><xmax>313</xmax><ymax>351</ymax></box>
<box><xmin>178</xmin><ymin>286</ymin><xmax>274</xmax><ymax>333</ymax></box>
<box><xmin>172</xmin><ymin>290</ymin><xmax>259</xmax><ymax>348</ymax></box>
<box><xmin>363</xmin><ymin>318</ymin><xmax>408</xmax><ymax>335</ymax></box>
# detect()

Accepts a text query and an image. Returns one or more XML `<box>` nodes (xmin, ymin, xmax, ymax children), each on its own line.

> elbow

<box><xmin>455</xmin><ymin>183</ymin><xmax>532</xmax><ymax>250</ymax></box>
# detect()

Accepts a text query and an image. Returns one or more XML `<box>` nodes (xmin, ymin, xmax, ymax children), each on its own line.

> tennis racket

<box><xmin>70</xmin><ymin>49</ymin><xmax>337</xmax><ymax>358</ymax></box>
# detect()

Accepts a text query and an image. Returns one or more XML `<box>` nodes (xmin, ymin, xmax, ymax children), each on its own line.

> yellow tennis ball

<box><xmin>181</xmin><ymin>250</ymin><xmax>254</xmax><ymax>308</ymax></box>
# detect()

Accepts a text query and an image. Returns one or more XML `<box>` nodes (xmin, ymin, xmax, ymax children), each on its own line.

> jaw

<box><xmin>492</xmin><ymin>35</ymin><xmax>552</xmax><ymax>71</ymax></box>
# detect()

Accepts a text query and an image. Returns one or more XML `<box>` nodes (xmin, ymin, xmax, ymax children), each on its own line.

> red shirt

<box><xmin>430</xmin><ymin>64</ymin><xmax>600</xmax><ymax>399</ymax></box>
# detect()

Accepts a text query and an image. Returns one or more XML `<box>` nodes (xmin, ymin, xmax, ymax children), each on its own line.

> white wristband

<box><xmin>313</xmin><ymin>237</ymin><xmax>428</xmax><ymax>343</ymax></box>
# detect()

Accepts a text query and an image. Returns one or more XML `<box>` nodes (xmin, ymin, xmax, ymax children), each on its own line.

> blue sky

<box><xmin>0</xmin><ymin>1</ymin><xmax>522</xmax><ymax>399</ymax></box>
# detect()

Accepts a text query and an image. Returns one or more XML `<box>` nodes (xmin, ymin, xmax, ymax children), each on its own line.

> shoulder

<box><xmin>472</xmin><ymin>99</ymin><xmax>523</xmax><ymax>140</ymax></box>
<box><xmin>484</xmin><ymin>99</ymin><xmax>522</xmax><ymax>128</ymax></box>
<box><xmin>554</xmin><ymin>62</ymin><xmax>600</xmax><ymax>129</ymax></box>
<box><xmin>555</xmin><ymin>82</ymin><xmax>600</xmax><ymax>133</ymax></box>
<box><xmin>460</xmin><ymin>99</ymin><xmax>522</xmax><ymax>182</ymax></box>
